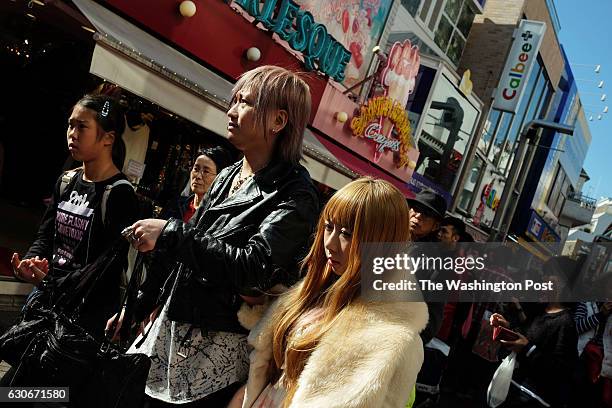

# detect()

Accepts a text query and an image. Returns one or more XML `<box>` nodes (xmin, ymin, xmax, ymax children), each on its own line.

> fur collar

<box><xmin>243</xmin><ymin>293</ymin><xmax>429</xmax><ymax>407</ymax></box>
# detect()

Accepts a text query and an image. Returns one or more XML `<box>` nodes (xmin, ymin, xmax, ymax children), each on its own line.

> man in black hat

<box><xmin>407</xmin><ymin>189</ymin><xmax>448</xmax><ymax>242</ymax></box>
<box><xmin>438</xmin><ymin>216</ymin><xmax>466</xmax><ymax>245</ymax></box>
<box><xmin>406</xmin><ymin>189</ymin><xmax>449</xmax><ymax>345</ymax></box>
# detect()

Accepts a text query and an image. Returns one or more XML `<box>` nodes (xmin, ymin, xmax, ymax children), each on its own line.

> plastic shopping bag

<box><xmin>486</xmin><ymin>351</ymin><xmax>517</xmax><ymax>408</ymax></box>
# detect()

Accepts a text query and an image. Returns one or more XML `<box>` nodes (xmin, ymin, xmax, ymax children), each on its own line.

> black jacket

<box><xmin>134</xmin><ymin>160</ymin><xmax>319</xmax><ymax>333</ymax></box>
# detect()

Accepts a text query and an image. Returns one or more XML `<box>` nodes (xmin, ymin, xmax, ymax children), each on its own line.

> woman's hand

<box><xmin>129</xmin><ymin>219</ymin><xmax>168</xmax><ymax>252</ymax></box>
<box><xmin>105</xmin><ymin>308</ymin><xmax>125</xmax><ymax>342</ymax></box>
<box><xmin>500</xmin><ymin>332</ymin><xmax>529</xmax><ymax>353</ymax></box>
<box><xmin>11</xmin><ymin>254</ymin><xmax>48</xmax><ymax>284</ymax></box>
<box><xmin>490</xmin><ymin>313</ymin><xmax>510</xmax><ymax>328</ymax></box>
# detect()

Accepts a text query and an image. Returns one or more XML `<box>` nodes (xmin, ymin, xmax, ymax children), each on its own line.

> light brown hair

<box><xmin>231</xmin><ymin>65</ymin><xmax>311</xmax><ymax>165</ymax></box>
<box><xmin>271</xmin><ymin>178</ymin><xmax>411</xmax><ymax>405</ymax></box>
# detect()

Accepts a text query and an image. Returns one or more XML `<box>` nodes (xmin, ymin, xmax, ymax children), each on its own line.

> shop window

<box><xmin>416</xmin><ymin>73</ymin><xmax>480</xmax><ymax>192</ymax></box>
<box><xmin>479</xmin><ymin>109</ymin><xmax>501</xmax><ymax>154</ymax></box>
<box><xmin>457</xmin><ymin>155</ymin><xmax>484</xmax><ymax>212</ymax></box>
<box><xmin>487</xmin><ymin>111</ymin><xmax>512</xmax><ymax>163</ymax></box>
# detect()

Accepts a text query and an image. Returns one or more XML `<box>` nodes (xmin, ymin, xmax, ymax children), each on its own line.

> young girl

<box><xmin>241</xmin><ymin>178</ymin><xmax>429</xmax><ymax>407</ymax></box>
<box><xmin>11</xmin><ymin>94</ymin><xmax>138</xmax><ymax>338</ymax></box>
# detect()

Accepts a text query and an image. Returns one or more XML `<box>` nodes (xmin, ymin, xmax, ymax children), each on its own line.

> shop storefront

<box><xmin>87</xmin><ymin>0</ymin><xmax>430</xmax><ymax>197</ymax></box>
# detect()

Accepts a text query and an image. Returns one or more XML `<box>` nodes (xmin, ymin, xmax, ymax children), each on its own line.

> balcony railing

<box><xmin>567</xmin><ymin>192</ymin><xmax>597</xmax><ymax>209</ymax></box>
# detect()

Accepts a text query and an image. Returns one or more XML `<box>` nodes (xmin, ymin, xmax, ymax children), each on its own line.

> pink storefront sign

<box><xmin>312</xmin><ymin>82</ymin><xmax>419</xmax><ymax>183</ymax></box>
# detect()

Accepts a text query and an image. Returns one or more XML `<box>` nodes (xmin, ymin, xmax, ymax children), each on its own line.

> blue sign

<box><xmin>234</xmin><ymin>0</ymin><xmax>352</xmax><ymax>82</ymax></box>
<box><xmin>526</xmin><ymin>211</ymin><xmax>561</xmax><ymax>243</ymax></box>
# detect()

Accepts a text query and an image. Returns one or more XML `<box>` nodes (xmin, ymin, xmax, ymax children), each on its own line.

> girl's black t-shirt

<box><xmin>26</xmin><ymin>169</ymin><xmax>139</xmax><ymax>336</ymax></box>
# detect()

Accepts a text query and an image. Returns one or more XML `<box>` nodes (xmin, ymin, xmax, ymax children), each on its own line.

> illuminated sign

<box><xmin>233</xmin><ymin>0</ymin><xmax>352</xmax><ymax>82</ymax></box>
<box><xmin>492</xmin><ymin>20</ymin><xmax>545</xmax><ymax>113</ymax></box>
<box><xmin>350</xmin><ymin>96</ymin><xmax>413</xmax><ymax>168</ymax></box>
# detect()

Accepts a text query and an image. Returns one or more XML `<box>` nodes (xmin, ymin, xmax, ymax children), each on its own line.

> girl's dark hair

<box><xmin>200</xmin><ymin>146</ymin><xmax>233</xmax><ymax>173</ymax></box>
<box><xmin>76</xmin><ymin>94</ymin><xmax>126</xmax><ymax>169</ymax></box>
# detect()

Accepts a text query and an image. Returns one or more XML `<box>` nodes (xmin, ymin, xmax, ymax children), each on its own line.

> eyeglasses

<box><xmin>191</xmin><ymin>166</ymin><xmax>216</xmax><ymax>177</ymax></box>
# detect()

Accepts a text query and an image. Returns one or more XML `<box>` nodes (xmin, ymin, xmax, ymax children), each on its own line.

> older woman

<box><xmin>163</xmin><ymin>146</ymin><xmax>233</xmax><ymax>223</ymax></box>
<box><xmin>111</xmin><ymin>65</ymin><xmax>319</xmax><ymax>407</ymax></box>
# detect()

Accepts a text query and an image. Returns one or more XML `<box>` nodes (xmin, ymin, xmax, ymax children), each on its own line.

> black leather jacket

<box><xmin>134</xmin><ymin>159</ymin><xmax>319</xmax><ymax>334</ymax></box>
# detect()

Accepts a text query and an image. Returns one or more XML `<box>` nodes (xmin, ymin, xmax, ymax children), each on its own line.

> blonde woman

<box><xmin>242</xmin><ymin>178</ymin><xmax>428</xmax><ymax>407</ymax></box>
<box><xmin>109</xmin><ymin>65</ymin><xmax>320</xmax><ymax>407</ymax></box>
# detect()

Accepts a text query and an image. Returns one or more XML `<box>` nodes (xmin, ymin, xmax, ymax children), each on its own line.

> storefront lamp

<box><xmin>335</xmin><ymin>111</ymin><xmax>348</xmax><ymax>123</ymax></box>
<box><xmin>245</xmin><ymin>47</ymin><xmax>261</xmax><ymax>62</ymax></box>
<box><xmin>179</xmin><ymin>1</ymin><xmax>196</xmax><ymax>17</ymax></box>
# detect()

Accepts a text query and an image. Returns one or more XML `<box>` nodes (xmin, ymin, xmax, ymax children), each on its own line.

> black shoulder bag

<box><xmin>0</xmin><ymin>239</ymin><xmax>151</xmax><ymax>408</ymax></box>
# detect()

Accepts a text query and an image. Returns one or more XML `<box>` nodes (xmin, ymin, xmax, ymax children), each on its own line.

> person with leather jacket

<box><xmin>108</xmin><ymin>66</ymin><xmax>319</xmax><ymax>407</ymax></box>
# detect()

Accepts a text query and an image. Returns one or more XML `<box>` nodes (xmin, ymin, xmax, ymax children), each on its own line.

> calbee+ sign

<box><xmin>492</xmin><ymin>20</ymin><xmax>546</xmax><ymax>113</ymax></box>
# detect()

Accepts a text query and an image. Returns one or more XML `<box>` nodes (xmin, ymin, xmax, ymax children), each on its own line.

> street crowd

<box><xmin>2</xmin><ymin>65</ymin><xmax>610</xmax><ymax>408</ymax></box>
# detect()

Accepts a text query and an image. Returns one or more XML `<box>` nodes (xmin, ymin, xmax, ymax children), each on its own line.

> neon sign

<box><xmin>233</xmin><ymin>0</ymin><xmax>352</xmax><ymax>82</ymax></box>
<box><xmin>350</xmin><ymin>96</ymin><xmax>413</xmax><ymax>168</ymax></box>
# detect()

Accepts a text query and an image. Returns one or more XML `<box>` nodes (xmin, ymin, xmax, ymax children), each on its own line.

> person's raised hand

<box><xmin>11</xmin><ymin>253</ymin><xmax>48</xmax><ymax>284</ymax></box>
<box><xmin>490</xmin><ymin>313</ymin><xmax>510</xmax><ymax>328</ymax></box>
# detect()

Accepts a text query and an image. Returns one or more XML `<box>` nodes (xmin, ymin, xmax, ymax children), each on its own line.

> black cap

<box><xmin>407</xmin><ymin>189</ymin><xmax>447</xmax><ymax>220</ymax></box>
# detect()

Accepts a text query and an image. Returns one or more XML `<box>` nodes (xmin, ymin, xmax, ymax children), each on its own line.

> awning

<box><xmin>308</xmin><ymin>131</ymin><xmax>416</xmax><ymax>198</ymax></box>
<box><xmin>301</xmin><ymin>129</ymin><xmax>355</xmax><ymax>191</ymax></box>
<box><xmin>73</xmin><ymin>0</ymin><xmax>232</xmax><ymax>136</ymax></box>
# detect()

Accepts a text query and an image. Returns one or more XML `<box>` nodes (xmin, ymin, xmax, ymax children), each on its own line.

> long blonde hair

<box><xmin>271</xmin><ymin>178</ymin><xmax>411</xmax><ymax>405</ymax></box>
<box><xmin>231</xmin><ymin>65</ymin><xmax>311</xmax><ymax>165</ymax></box>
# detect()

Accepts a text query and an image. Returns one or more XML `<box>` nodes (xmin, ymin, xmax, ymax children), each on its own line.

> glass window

<box><xmin>457</xmin><ymin>3</ymin><xmax>475</xmax><ymax>37</ymax></box>
<box><xmin>536</xmin><ymin>83</ymin><xmax>553</xmax><ymax>119</ymax></box>
<box><xmin>457</xmin><ymin>155</ymin><xmax>485</xmax><ymax>212</ymax></box>
<box><xmin>488</xmin><ymin>111</ymin><xmax>512</xmax><ymax>161</ymax></box>
<box><xmin>428</xmin><ymin>0</ymin><xmax>445</xmax><ymax>31</ymax></box>
<box><xmin>479</xmin><ymin>109</ymin><xmax>501</xmax><ymax>154</ymax></box>
<box><xmin>447</xmin><ymin>31</ymin><xmax>466</xmax><ymax>65</ymax></box>
<box><xmin>420</xmin><ymin>0</ymin><xmax>433</xmax><ymax>21</ymax></box>
<box><xmin>444</xmin><ymin>0</ymin><xmax>462</xmax><ymax>20</ymax></box>
<box><xmin>402</xmin><ymin>0</ymin><xmax>422</xmax><ymax>16</ymax></box>
<box><xmin>547</xmin><ymin>164</ymin><xmax>564</xmax><ymax>211</ymax></box>
<box><xmin>435</xmin><ymin>15</ymin><xmax>454</xmax><ymax>51</ymax></box>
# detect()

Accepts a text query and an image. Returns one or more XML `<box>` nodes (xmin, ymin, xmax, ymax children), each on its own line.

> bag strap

<box><xmin>59</xmin><ymin>168</ymin><xmax>134</xmax><ymax>226</ymax></box>
<box><xmin>101</xmin><ymin>179</ymin><xmax>134</xmax><ymax>225</ymax></box>
<box><xmin>59</xmin><ymin>169</ymin><xmax>81</xmax><ymax>197</ymax></box>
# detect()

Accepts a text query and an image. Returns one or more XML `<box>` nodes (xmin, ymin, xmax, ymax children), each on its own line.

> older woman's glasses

<box><xmin>191</xmin><ymin>166</ymin><xmax>216</xmax><ymax>177</ymax></box>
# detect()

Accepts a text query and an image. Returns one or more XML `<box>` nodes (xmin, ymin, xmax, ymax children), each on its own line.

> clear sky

<box><xmin>555</xmin><ymin>0</ymin><xmax>612</xmax><ymax>201</ymax></box>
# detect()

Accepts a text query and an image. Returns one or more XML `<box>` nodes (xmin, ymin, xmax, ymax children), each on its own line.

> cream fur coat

<box><xmin>240</xmin><ymin>294</ymin><xmax>429</xmax><ymax>408</ymax></box>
